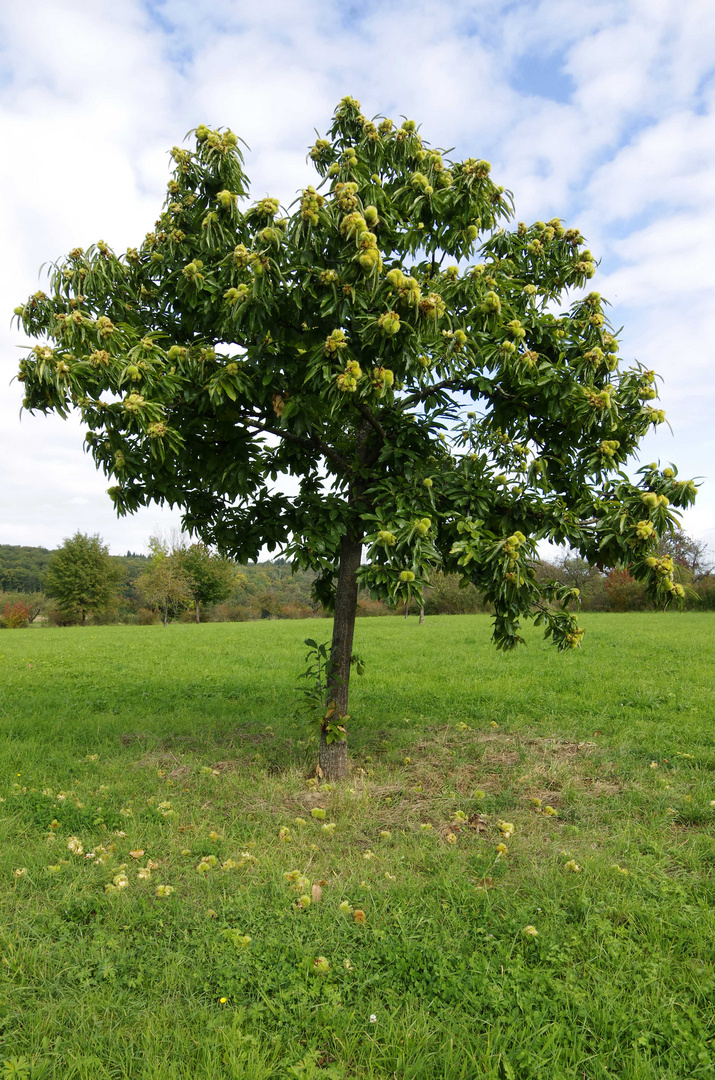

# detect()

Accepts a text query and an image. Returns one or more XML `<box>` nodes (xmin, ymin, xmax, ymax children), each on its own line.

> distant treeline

<box><xmin>2</xmin><ymin>532</ymin><xmax>714</xmax><ymax>628</ymax></box>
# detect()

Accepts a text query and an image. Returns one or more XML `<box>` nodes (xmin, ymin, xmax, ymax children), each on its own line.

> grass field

<box><xmin>1</xmin><ymin>613</ymin><xmax>714</xmax><ymax>1079</ymax></box>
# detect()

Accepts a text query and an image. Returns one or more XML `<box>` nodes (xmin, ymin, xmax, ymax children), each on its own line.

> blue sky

<box><xmin>0</xmin><ymin>0</ymin><xmax>713</xmax><ymax>554</ymax></box>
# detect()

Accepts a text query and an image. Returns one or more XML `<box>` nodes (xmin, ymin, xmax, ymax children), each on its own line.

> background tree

<box><xmin>135</xmin><ymin>537</ymin><xmax>192</xmax><ymax>627</ymax></box>
<box><xmin>179</xmin><ymin>542</ymin><xmax>239</xmax><ymax>623</ymax></box>
<box><xmin>657</xmin><ymin>526</ymin><xmax>713</xmax><ymax>582</ymax></box>
<box><xmin>16</xmin><ymin>97</ymin><xmax>696</xmax><ymax>777</ymax></box>
<box><xmin>44</xmin><ymin>532</ymin><xmax>121</xmax><ymax>626</ymax></box>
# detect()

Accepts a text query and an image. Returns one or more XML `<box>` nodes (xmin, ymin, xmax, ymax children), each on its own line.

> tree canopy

<box><xmin>15</xmin><ymin>96</ymin><xmax>696</xmax><ymax>775</ymax></box>
<box><xmin>44</xmin><ymin>532</ymin><xmax>122</xmax><ymax>626</ymax></box>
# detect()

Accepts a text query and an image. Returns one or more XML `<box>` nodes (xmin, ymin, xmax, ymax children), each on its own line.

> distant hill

<box><xmin>0</xmin><ymin>544</ymin><xmax>150</xmax><ymax>594</ymax></box>
<box><xmin>0</xmin><ymin>544</ymin><xmax>54</xmax><ymax>592</ymax></box>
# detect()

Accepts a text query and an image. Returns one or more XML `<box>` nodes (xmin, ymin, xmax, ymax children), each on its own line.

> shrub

<box><xmin>604</xmin><ymin>568</ymin><xmax>649</xmax><ymax>612</ymax></box>
<box><xmin>278</xmin><ymin>603</ymin><xmax>317</xmax><ymax>620</ymax></box>
<box><xmin>1</xmin><ymin>601</ymin><xmax>31</xmax><ymax>628</ymax></box>
<box><xmin>210</xmin><ymin>603</ymin><xmax>257</xmax><ymax>622</ymax></box>
<box><xmin>356</xmin><ymin>598</ymin><xmax>391</xmax><ymax>617</ymax></box>
<box><xmin>46</xmin><ymin>605</ymin><xmax>80</xmax><ymax>627</ymax></box>
<box><xmin>136</xmin><ymin>607</ymin><xmax>160</xmax><ymax>626</ymax></box>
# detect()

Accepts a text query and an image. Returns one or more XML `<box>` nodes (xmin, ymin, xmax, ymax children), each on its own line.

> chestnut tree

<box><xmin>15</xmin><ymin>97</ymin><xmax>696</xmax><ymax>778</ymax></box>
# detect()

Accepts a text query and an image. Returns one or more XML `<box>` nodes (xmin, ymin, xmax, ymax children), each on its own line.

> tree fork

<box><xmin>319</xmin><ymin>531</ymin><xmax>362</xmax><ymax>780</ymax></box>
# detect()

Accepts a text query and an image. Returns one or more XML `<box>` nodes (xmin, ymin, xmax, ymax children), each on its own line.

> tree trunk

<box><xmin>163</xmin><ymin>599</ymin><xmax>168</xmax><ymax>628</ymax></box>
<box><xmin>195</xmin><ymin>598</ymin><xmax>200</xmax><ymax>624</ymax></box>
<box><xmin>319</xmin><ymin>532</ymin><xmax>362</xmax><ymax>781</ymax></box>
<box><xmin>81</xmin><ymin>610</ymin><xmax>86</xmax><ymax>627</ymax></box>
<box><xmin>419</xmin><ymin>605</ymin><xmax>425</xmax><ymax>624</ymax></box>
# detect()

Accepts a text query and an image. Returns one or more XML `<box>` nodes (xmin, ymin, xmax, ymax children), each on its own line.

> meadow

<box><xmin>1</xmin><ymin>613</ymin><xmax>714</xmax><ymax>1079</ymax></box>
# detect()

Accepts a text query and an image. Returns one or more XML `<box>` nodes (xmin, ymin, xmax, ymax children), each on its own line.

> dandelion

<box><xmin>353</xmin><ymin>909</ymin><xmax>366</xmax><ymax>923</ymax></box>
<box><xmin>564</xmin><ymin>859</ymin><xmax>581</xmax><ymax>873</ymax></box>
<box><xmin>495</xmin><ymin>843</ymin><xmax>508</xmax><ymax>857</ymax></box>
<box><xmin>339</xmin><ymin>901</ymin><xmax>353</xmax><ymax>914</ymax></box>
<box><xmin>155</xmin><ymin>884</ymin><xmax>174</xmax><ymax>897</ymax></box>
<box><xmin>219</xmin><ymin>997</ymin><xmax>227</xmax><ymax>1004</ymax></box>
<box><xmin>446</xmin><ymin>832</ymin><xmax>457</xmax><ymax>844</ymax></box>
<box><xmin>522</xmin><ymin>925</ymin><xmax>538</xmax><ymax>937</ymax></box>
<box><xmin>14</xmin><ymin>868</ymin><xmax>28</xmax><ymax>878</ymax></box>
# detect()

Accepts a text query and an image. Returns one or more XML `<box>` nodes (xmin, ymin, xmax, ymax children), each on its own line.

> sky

<box><xmin>0</xmin><ymin>0</ymin><xmax>713</xmax><ymax>556</ymax></box>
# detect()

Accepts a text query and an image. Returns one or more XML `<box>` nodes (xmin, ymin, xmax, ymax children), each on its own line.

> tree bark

<box><xmin>195</xmin><ymin>598</ymin><xmax>200</xmax><ymax>624</ymax></box>
<box><xmin>319</xmin><ymin>531</ymin><xmax>362</xmax><ymax>780</ymax></box>
<box><xmin>163</xmin><ymin>599</ymin><xmax>168</xmax><ymax>628</ymax></box>
<box><xmin>419</xmin><ymin>605</ymin><xmax>425</xmax><ymax>624</ymax></box>
<box><xmin>81</xmin><ymin>610</ymin><xmax>86</xmax><ymax>627</ymax></box>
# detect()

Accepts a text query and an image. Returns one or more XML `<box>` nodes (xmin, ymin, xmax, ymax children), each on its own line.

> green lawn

<box><xmin>1</xmin><ymin>614</ymin><xmax>714</xmax><ymax>1079</ymax></box>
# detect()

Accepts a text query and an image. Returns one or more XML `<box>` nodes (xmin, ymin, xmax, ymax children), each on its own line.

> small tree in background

<box><xmin>657</xmin><ymin>527</ymin><xmax>713</xmax><ymax>582</ymax></box>
<box><xmin>15</xmin><ymin>96</ymin><xmax>697</xmax><ymax>777</ymax></box>
<box><xmin>44</xmin><ymin>532</ymin><xmax>121</xmax><ymax>627</ymax></box>
<box><xmin>135</xmin><ymin>537</ymin><xmax>192</xmax><ymax>627</ymax></box>
<box><xmin>179</xmin><ymin>542</ymin><xmax>238</xmax><ymax>623</ymax></box>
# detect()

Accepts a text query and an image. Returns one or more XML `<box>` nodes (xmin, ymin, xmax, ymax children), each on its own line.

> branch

<box><xmin>354</xmin><ymin>403</ymin><xmax>387</xmax><ymax>444</ymax></box>
<box><xmin>400</xmin><ymin>378</ymin><xmax>463</xmax><ymax>409</ymax></box>
<box><xmin>242</xmin><ymin>418</ymin><xmax>350</xmax><ymax>473</ymax></box>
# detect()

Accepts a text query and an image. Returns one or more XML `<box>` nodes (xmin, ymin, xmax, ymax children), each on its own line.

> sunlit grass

<box><xmin>1</xmin><ymin>614</ymin><xmax>714</xmax><ymax>1078</ymax></box>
